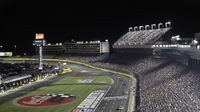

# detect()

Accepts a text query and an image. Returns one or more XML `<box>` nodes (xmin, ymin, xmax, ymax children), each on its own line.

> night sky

<box><xmin>1</xmin><ymin>0</ymin><xmax>200</xmax><ymax>55</ymax></box>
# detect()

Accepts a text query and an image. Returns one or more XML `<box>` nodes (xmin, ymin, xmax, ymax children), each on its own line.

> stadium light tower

<box><xmin>165</xmin><ymin>22</ymin><xmax>171</xmax><ymax>28</ymax></box>
<box><xmin>129</xmin><ymin>27</ymin><xmax>133</xmax><ymax>32</ymax></box>
<box><xmin>158</xmin><ymin>23</ymin><xmax>163</xmax><ymax>29</ymax></box>
<box><xmin>134</xmin><ymin>26</ymin><xmax>138</xmax><ymax>31</ymax></box>
<box><xmin>139</xmin><ymin>26</ymin><xmax>144</xmax><ymax>31</ymax></box>
<box><xmin>145</xmin><ymin>25</ymin><xmax>150</xmax><ymax>30</ymax></box>
<box><xmin>151</xmin><ymin>24</ymin><xmax>156</xmax><ymax>29</ymax></box>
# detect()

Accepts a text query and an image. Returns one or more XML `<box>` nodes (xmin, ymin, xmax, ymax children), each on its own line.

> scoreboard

<box><xmin>35</xmin><ymin>33</ymin><xmax>44</xmax><ymax>40</ymax></box>
<box><xmin>34</xmin><ymin>33</ymin><xmax>45</xmax><ymax>46</ymax></box>
<box><xmin>34</xmin><ymin>40</ymin><xmax>45</xmax><ymax>46</ymax></box>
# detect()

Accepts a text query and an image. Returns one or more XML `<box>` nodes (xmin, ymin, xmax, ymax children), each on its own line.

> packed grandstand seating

<box><xmin>0</xmin><ymin>63</ymin><xmax>60</xmax><ymax>79</ymax></box>
<box><xmin>128</xmin><ymin>57</ymin><xmax>200</xmax><ymax>112</ymax></box>
<box><xmin>113</xmin><ymin>28</ymin><xmax>170</xmax><ymax>48</ymax></box>
<box><xmin>0</xmin><ymin>63</ymin><xmax>37</xmax><ymax>79</ymax></box>
<box><xmin>0</xmin><ymin>63</ymin><xmax>62</xmax><ymax>92</ymax></box>
<box><xmin>60</xmin><ymin>22</ymin><xmax>200</xmax><ymax>111</ymax></box>
<box><xmin>62</xmin><ymin>54</ymin><xmax>200</xmax><ymax>112</ymax></box>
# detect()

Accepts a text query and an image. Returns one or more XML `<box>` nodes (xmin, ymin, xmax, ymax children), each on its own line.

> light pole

<box><xmin>0</xmin><ymin>46</ymin><xmax>2</xmax><ymax>51</ymax></box>
<box><xmin>14</xmin><ymin>45</ymin><xmax>17</xmax><ymax>56</ymax></box>
<box><xmin>0</xmin><ymin>75</ymin><xmax>2</xmax><ymax>85</ymax></box>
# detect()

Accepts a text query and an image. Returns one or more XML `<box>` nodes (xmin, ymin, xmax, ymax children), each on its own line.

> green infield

<box><xmin>0</xmin><ymin>76</ymin><xmax>112</xmax><ymax>112</ymax></box>
<box><xmin>53</xmin><ymin>76</ymin><xmax>114</xmax><ymax>84</ymax></box>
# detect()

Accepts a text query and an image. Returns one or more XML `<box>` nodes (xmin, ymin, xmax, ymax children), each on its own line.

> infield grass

<box><xmin>53</xmin><ymin>76</ymin><xmax>114</xmax><ymax>84</ymax></box>
<box><xmin>0</xmin><ymin>75</ymin><xmax>112</xmax><ymax>112</ymax></box>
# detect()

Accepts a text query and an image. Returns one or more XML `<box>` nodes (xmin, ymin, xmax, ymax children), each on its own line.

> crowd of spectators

<box><xmin>63</xmin><ymin>54</ymin><xmax>200</xmax><ymax>112</ymax></box>
<box><xmin>129</xmin><ymin>57</ymin><xmax>200</xmax><ymax>112</ymax></box>
<box><xmin>0</xmin><ymin>63</ymin><xmax>62</xmax><ymax>93</ymax></box>
<box><xmin>0</xmin><ymin>63</ymin><xmax>37</xmax><ymax>79</ymax></box>
<box><xmin>113</xmin><ymin>28</ymin><xmax>170</xmax><ymax>48</ymax></box>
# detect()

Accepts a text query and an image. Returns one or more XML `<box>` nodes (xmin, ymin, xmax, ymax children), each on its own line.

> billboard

<box><xmin>34</xmin><ymin>40</ymin><xmax>45</xmax><ymax>46</ymax></box>
<box><xmin>35</xmin><ymin>33</ymin><xmax>44</xmax><ymax>40</ymax></box>
<box><xmin>0</xmin><ymin>52</ymin><xmax>13</xmax><ymax>57</ymax></box>
<box><xmin>35</xmin><ymin>33</ymin><xmax>45</xmax><ymax>46</ymax></box>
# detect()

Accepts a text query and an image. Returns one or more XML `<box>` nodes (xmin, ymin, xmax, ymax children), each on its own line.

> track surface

<box><xmin>66</xmin><ymin>63</ymin><xmax>131</xmax><ymax>112</ymax></box>
<box><xmin>0</xmin><ymin>61</ymin><xmax>131</xmax><ymax>112</ymax></box>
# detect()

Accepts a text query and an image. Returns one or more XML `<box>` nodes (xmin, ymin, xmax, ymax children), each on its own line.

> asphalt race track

<box><xmin>0</xmin><ymin>60</ymin><xmax>131</xmax><ymax>112</ymax></box>
<box><xmin>66</xmin><ymin>63</ymin><xmax>131</xmax><ymax>112</ymax></box>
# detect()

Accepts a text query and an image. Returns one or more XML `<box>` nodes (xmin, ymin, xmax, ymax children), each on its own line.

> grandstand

<box><xmin>65</xmin><ymin>50</ymin><xmax>200</xmax><ymax>112</ymax></box>
<box><xmin>35</xmin><ymin>40</ymin><xmax>110</xmax><ymax>56</ymax></box>
<box><xmin>57</xmin><ymin>22</ymin><xmax>200</xmax><ymax>112</ymax></box>
<box><xmin>64</xmin><ymin>40</ymin><xmax>109</xmax><ymax>55</ymax></box>
<box><xmin>113</xmin><ymin>22</ymin><xmax>171</xmax><ymax>48</ymax></box>
<box><xmin>35</xmin><ymin>43</ymin><xmax>65</xmax><ymax>55</ymax></box>
<box><xmin>0</xmin><ymin>63</ymin><xmax>62</xmax><ymax>92</ymax></box>
<box><xmin>3</xmin><ymin>21</ymin><xmax>200</xmax><ymax>112</ymax></box>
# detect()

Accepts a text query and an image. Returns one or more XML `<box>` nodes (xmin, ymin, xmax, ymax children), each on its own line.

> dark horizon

<box><xmin>1</xmin><ymin>0</ymin><xmax>200</xmax><ymax>55</ymax></box>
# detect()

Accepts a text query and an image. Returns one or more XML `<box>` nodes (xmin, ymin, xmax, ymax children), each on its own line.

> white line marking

<box><xmin>93</xmin><ymin>86</ymin><xmax>111</xmax><ymax>112</ymax></box>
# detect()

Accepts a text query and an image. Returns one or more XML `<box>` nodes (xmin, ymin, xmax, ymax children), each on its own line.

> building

<box><xmin>64</xmin><ymin>40</ymin><xmax>109</xmax><ymax>55</ymax></box>
<box><xmin>35</xmin><ymin>43</ymin><xmax>65</xmax><ymax>55</ymax></box>
<box><xmin>35</xmin><ymin>40</ymin><xmax>109</xmax><ymax>55</ymax></box>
